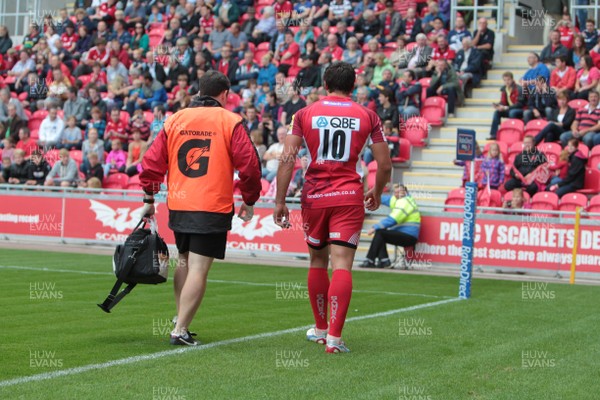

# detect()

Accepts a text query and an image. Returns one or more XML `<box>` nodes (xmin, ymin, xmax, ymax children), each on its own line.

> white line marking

<box><xmin>0</xmin><ymin>265</ymin><xmax>452</xmax><ymax>299</ymax></box>
<box><xmin>0</xmin><ymin>297</ymin><xmax>460</xmax><ymax>388</ymax></box>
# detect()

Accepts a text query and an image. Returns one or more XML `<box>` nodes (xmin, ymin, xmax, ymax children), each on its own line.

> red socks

<box><xmin>308</xmin><ymin>268</ymin><xmax>330</xmax><ymax>330</ymax></box>
<box><xmin>327</xmin><ymin>269</ymin><xmax>353</xmax><ymax>338</ymax></box>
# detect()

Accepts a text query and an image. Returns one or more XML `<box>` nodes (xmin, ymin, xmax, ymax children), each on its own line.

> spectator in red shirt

<box><xmin>550</xmin><ymin>55</ymin><xmax>576</xmax><ymax>94</ymax></box>
<box><xmin>104</xmin><ymin>108</ymin><xmax>128</xmax><ymax>150</ymax></box>
<box><xmin>275</xmin><ymin>31</ymin><xmax>301</xmax><ymax>75</ymax></box>
<box><xmin>557</xmin><ymin>15</ymin><xmax>578</xmax><ymax>49</ymax></box>
<box><xmin>16</xmin><ymin>127</ymin><xmax>38</xmax><ymax>160</ymax></box>
<box><xmin>60</xmin><ymin>22</ymin><xmax>78</xmax><ymax>53</ymax></box>
<box><xmin>74</xmin><ymin>38</ymin><xmax>110</xmax><ymax>77</ymax></box>
<box><xmin>325</xmin><ymin>33</ymin><xmax>344</xmax><ymax>61</ymax></box>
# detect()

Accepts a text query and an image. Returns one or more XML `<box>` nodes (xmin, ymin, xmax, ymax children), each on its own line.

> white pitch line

<box><xmin>0</xmin><ymin>297</ymin><xmax>461</xmax><ymax>388</ymax></box>
<box><xmin>0</xmin><ymin>265</ymin><xmax>452</xmax><ymax>299</ymax></box>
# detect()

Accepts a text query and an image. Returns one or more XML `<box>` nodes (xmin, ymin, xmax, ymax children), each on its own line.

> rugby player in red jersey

<box><xmin>273</xmin><ymin>61</ymin><xmax>392</xmax><ymax>353</ymax></box>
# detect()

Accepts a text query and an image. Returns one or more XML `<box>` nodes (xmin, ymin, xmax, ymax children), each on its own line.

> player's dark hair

<box><xmin>323</xmin><ymin>61</ymin><xmax>355</xmax><ymax>95</ymax></box>
<box><xmin>198</xmin><ymin>70</ymin><xmax>230</xmax><ymax>97</ymax></box>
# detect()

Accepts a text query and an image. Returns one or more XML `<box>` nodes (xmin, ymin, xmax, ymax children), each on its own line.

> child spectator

<box><xmin>59</xmin><ymin>116</ymin><xmax>83</xmax><ymax>150</ymax></box>
<box><xmin>86</xmin><ymin>106</ymin><xmax>106</xmax><ymax>142</ymax></box>
<box><xmin>25</xmin><ymin>150</ymin><xmax>51</xmax><ymax>185</ymax></box>
<box><xmin>125</xmin><ymin>128</ymin><xmax>147</xmax><ymax>177</ymax></box>
<box><xmin>128</xmin><ymin>109</ymin><xmax>151</xmax><ymax>143</ymax></box>
<box><xmin>3</xmin><ymin>149</ymin><xmax>28</xmax><ymax>184</ymax></box>
<box><xmin>548</xmin><ymin>138</ymin><xmax>588</xmax><ymax>197</ymax></box>
<box><xmin>103</xmin><ymin>138</ymin><xmax>127</xmax><ymax>176</ymax></box>
<box><xmin>502</xmin><ymin>188</ymin><xmax>531</xmax><ymax>212</ymax></box>
<box><xmin>547</xmin><ymin>146</ymin><xmax>570</xmax><ymax>188</ymax></box>
<box><xmin>250</xmin><ymin>129</ymin><xmax>266</xmax><ymax>162</ymax></box>
<box><xmin>2</xmin><ymin>137</ymin><xmax>15</xmax><ymax>162</ymax></box>
<box><xmin>103</xmin><ymin>108</ymin><xmax>128</xmax><ymax>151</ymax></box>
<box><xmin>81</xmin><ymin>128</ymin><xmax>105</xmax><ymax>171</ymax></box>
<box><xmin>79</xmin><ymin>152</ymin><xmax>104</xmax><ymax>187</ymax></box>
<box><xmin>0</xmin><ymin>156</ymin><xmax>11</xmax><ymax>183</ymax></box>
<box><xmin>45</xmin><ymin>148</ymin><xmax>78</xmax><ymax>187</ymax></box>
<box><xmin>480</xmin><ymin>142</ymin><xmax>505</xmax><ymax>190</ymax></box>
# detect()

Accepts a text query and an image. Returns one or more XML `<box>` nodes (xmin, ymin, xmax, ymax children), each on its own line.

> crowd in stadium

<box><xmin>0</xmin><ymin>0</ymin><xmax>598</xmax><ymax>202</ymax></box>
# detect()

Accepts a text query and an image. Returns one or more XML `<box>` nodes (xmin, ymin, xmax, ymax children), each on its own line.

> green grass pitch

<box><xmin>0</xmin><ymin>249</ymin><xmax>598</xmax><ymax>399</ymax></box>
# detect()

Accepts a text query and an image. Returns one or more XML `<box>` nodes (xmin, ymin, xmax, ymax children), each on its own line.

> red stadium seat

<box><xmin>260</xmin><ymin>178</ymin><xmax>271</xmax><ymax>196</ymax></box>
<box><xmin>400</xmin><ymin>117</ymin><xmax>429</xmax><ymax>147</ymax></box>
<box><xmin>30</xmin><ymin>129</ymin><xmax>39</xmax><ymax>141</ymax></box>
<box><xmin>524</xmin><ymin>119</ymin><xmax>548</xmax><ymax>137</ymax></box>
<box><xmin>444</xmin><ymin>187</ymin><xmax>466</xmax><ymax>211</ymax></box>
<box><xmin>70</xmin><ymin>150</ymin><xmax>83</xmax><ymax>166</ymax></box>
<box><xmin>577</xmin><ymin>168</ymin><xmax>600</xmax><ymax>194</ymax></box>
<box><xmin>568</xmin><ymin>99</ymin><xmax>588</xmax><ymax>111</ymax></box>
<box><xmin>253</xmin><ymin>49</ymin><xmax>270</xmax><ymax>64</ymax></box>
<box><xmin>418</xmin><ymin>77</ymin><xmax>431</xmax><ymax>102</ymax></box>
<box><xmin>103</xmin><ymin>173</ymin><xmax>129</xmax><ymax>189</ymax></box>
<box><xmin>120</xmin><ymin>111</ymin><xmax>130</xmax><ymax>125</ymax></box>
<box><xmin>28</xmin><ymin>119</ymin><xmax>43</xmax><ymax>131</ymax></box>
<box><xmin>530</xmin><ymin>191</ymin><xmax>559</xmax><ymax>217</ymax></box>
<box><xmin>257</xmin><ymin>42</ymin><xmax>270</xmax><ymax>51</ymax></box>
<box><xmin>149</xmin><ymin>32</ymin><xmax>164</xmax><ymax>47</ymax></box>
<box><xmin>144</xmin><ymin>111</ymin><xmax>154</xmax><ymax>123</ymax></box>
<box><xmin>420</xmin><ymin>96</ymin><xmax>446</xmax><ymax>126</ymax></box>
<box><xmin>78</xmin><ymin>74</ymin><xmax>93</xmax><ymax>87</ymax></box>
<box><xmin>588</xmin><ymin>145</ymin><xmax>600</xmax><ymax>169</ymax></box>
<box><xmin>405</xmin><ymin>42</ymin><xmax>417</xmax><ymax>52</ymax></box>
<box><xmin>32</xmin><ymin>109</ymin><xmax>48</xmax><ymax>120</ymax></box>
<box><xmin>497</xmin><ymin>119</ymin><xmax>524</xmax><ymax>144</ymax></box>
<box><xmin>225</xmin><ymin>92</ymin><xmax>241</xmax><ymax>111</ymax></box>
<box><xmin>45</xmin><ymin>149</ymin><xmax>60</xmax><ymax>165</ymax></box>
<box><xmin>558</xmin><ymin>192</ymin><xmax>589</xmax><ymax>215</ymax></box>
<box><xmin>477</xmin><ymin>188</ymin><xmax>502</xmax><ymax>209</ymax></box>
<box><xmin>587</xmin><ymin>195</ymin><xmax>600</xmax><ymax>219</ymax></box>
<box><xmin>386</xmin><ymin>136</ymin><xmax>412</xmax><ymax>163</ymax></box>
<box><xmin>578</xmin><ymin>142</ymin><xmax>590</xmax><ymax>158</ymax></box>
<box><xmin>18</xmin><ymin>92</ymin><xmax>28</xmax><ymax>101</ymax></box>
<box><xmin>537</xmin><ymin>142</ymin><xmax>562</xmax><ymax>164</ymax></box>
<box><xmin>126</xmin><ymin>175</ymin><xmax>142</xmax><ymax>190</ymax></box>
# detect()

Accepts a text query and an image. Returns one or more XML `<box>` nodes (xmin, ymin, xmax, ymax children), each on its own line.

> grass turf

<box><xmin>0</xmin><ymin>249</ymin><xmax>598</xmax><ymax>399</ymax></box>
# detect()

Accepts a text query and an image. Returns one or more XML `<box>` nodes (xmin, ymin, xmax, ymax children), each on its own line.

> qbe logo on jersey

<box><xmin>312</xmin><ymin>116</ymin><xmax>360</xmax><ymax>162</ymax></box>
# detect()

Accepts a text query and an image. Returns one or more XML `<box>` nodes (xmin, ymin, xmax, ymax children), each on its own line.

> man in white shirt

<box><xmin>262</xmin><ymin>126</ymin><xmax>286</xmax><ymax>182</ymax></box>
<box><xmin>38</xmin><ymin>107</ymin><xmax>65</xmax><ymax>149</ymax></box>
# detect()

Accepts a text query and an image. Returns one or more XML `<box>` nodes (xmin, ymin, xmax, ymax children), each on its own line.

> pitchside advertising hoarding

<box><xmin>1</xmin><ymin>195</ymin><xmax>599</xmax><ymax>273</ymax></box>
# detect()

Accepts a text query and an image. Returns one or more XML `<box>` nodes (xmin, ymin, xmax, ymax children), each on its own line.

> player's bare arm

<box><xmin>273</xmin><ymin>134</ymin><xmax>303</xmax><ymax>227</ymax></box>
<box><xmin>364</xmin><ymin>141</ymin><xmax>392</xmax><ymax>211</ymax></box>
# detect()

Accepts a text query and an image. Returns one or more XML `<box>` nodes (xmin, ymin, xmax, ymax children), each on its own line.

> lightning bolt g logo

<box><xmin>178</xmin><ymin>139</ymin><xmax>211</xmax><ymax>178</ymax></box>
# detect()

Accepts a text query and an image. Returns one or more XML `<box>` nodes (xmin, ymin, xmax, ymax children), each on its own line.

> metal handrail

<box><xmin>450</xmin><ymin>0</ymin><xmax>505</xmax><ymax>31</ymax></box>
<box><xmin>570</xmin><ymin>1</ymin><xmax>600</xmax><ymax>30</ymax></box>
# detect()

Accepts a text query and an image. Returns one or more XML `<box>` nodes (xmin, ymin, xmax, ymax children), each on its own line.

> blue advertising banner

<box><xmin>456</xmin><ymin>129</ymin><xmax>476</xmax><ymax>161</ymax></box>
<box><xmin>459</xmin><ymin>182</ymin><xmax>477</xmax><ymax>299</ymax></box>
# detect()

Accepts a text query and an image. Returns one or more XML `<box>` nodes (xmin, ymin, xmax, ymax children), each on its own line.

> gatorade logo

<box><xmin>177</xmin><ymin>139</ymin><xmax>211</xmax><ymax>178</ymax></box>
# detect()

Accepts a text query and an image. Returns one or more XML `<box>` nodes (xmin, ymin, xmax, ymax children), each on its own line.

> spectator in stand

<box><xmin>45</xmin><ymin>68</ymin><xmax>71</xmax><ymax>108</ymax></box>
<box><xmin>228</xmin><ymin>23</ymin><xmax>249</xmax><ymax>59</ymax></box>
<box><xmin>207</xmin><ymin>18</ymin><xmax>229</xmax><ymax>60</ymax></box>
<box><xmin>25</xmin><ymin>149</ymin><xmax>51</xmax><ymax>186</ymax></box>
<box><xmin>422</xmin><ymin>1</ymin><xmax>444</xmax><ymax>33</ymax></box>
<box><xmin>22</xmin><ymin>23</ymin><xmax>42</xmax><ymax>50</ymax></box>
<box><xmin>378</xmin><ymin>1</ymin><xmax>401</xmax><ymax>45</ymax></box>
<box><xmin>521</xmin><ymin>52</ymin><xmax>551</xmax><ymax>95</ymax></box>
<box><xmin>1</xmin><ymin>137</ymin><xmax>15</xmax><ymax>161</ymax></box>
<box><xmin>426</xmin><ymin>18</ymin><xmax>448</xmax><ymax>44</ymax></box>
<box><xmin>128</xmin><ymin>109</ymin><xmax>151</xmax><ymax>143</ymax></box>
<box><xmin>454</xmin><ymin>37</ymin><xmax>483</xmax><ymax>90</ymax></box>
<box><xmin>81</xmin><ymin>128</ymin><xmax>104</xmax><ymax>171</ymax></box>
<box><xmin>125</xmin><ymin>128</ymin><xmax>147</xmax><ymax>177</ymax></box>
<box><xmin>0</xmin><ymin>104</ymin><xmax>25</xmax><ymax>146</ymax></box>
<box><xmin>144</xmin><ymin>51</ymin><xmax>166</xmax><ymax>83</ymax></box>
<box><xmin>130</xmin><ymin>24</ymin><xmax>150</xmax><ymax>55</ymax></box>
<box><xmin>262</xmin><ymin>126</ymin><xmax>286</xmax><ymax>182</ymax></box>
<box><xmin>45</xmin><ymin>148</ymin><xmax>78</xmax><ymax>187</ymax></box>
<box><xmin>0</xmin><ymin>89</ymin><xmax>27</xmax><ymax>123</ymax></box>
<box><xmin>251</xmin><ymin>6</ymin><xmax>277</xmax><ymax>45</ymax></box>
<box><xmin>480</xmin><ymin>143</ymin><xmax>505</xmax><ymax>190</ymax></box>
<box><xmin>16</xmin><ymin>127</ymin><xmax>39</xmax><ymax>159</ymax></box>
<box><xmin>62</xmin><ymin>87</ymin><xmax>86</xmax><ymax>127</ymax></box>
<box><xmin>250</xmin><ymin>129</ymin><xmax>266</xmax><ymax>162</ymax></box>
<box><xmin>243</xmin><ymin>106</ymin><xmax>260</xmax><ymax>134</ymax></box>
<box><xmin>377</xmin><ymin>88</ymin><xmax>399</xmax><ymax>127</ymax></box>
<box><xmin>280</xmin><ymin>89</ymin><xmax>306</xmax><ymax>126</ymax></box>
<box><xmin>274</xmin><ymin>31</ymin><xmax>301</xmax><ymax>75</ymax></box>
<box><xmin>145</xmin><ymin>4</ymin><xmax>164</xmax><ymax>30</ymax></box>
<box><xmin>111</xmin><ymin>20</ymin><xmax>132</xmax><ymax>49</ymax></box>
<box><xmin>523</xmin><ymin>76</ymin><xmax>557</xmax><ymax>124</ymax></box>
<box><xmin>547</xmin><ymin>146</ymin><xmax>569</xmax><ymax>188</ymax></box>
<box><xmin>504</xmin><ymin>135</ymin><xmax>547</xmax><ymax>196</ymax></box>
<box><xmin>583</xmin><ymin>19</ymin><xmax>598</xmax><ymax>52</ymax></box>
<box><xmin>427</xmin><ymin>59</ymin><xmax>461</xmax><ymax>117</ymax></box>
<box><xmin>377</xmin><ymin>68</ymin><xmax>399</xmax><ymax>95</ymax></box>
<box><xmin>7</xmin><ymin>50</ymin><xmax>35</xmax><ymax>93</ymax></box>
<box><xmin>560</xmin><ymin>89</ymin><xmax>600</xmax><ymax>148</ymax></box>
<box><xmin>406</xmin><ymin>33</ymin><xmax>432</xmax><ymax>78</ymax></box>
<box><xmin>257</xmin><ymin>54</ymin><xmax>278</xmax><ymax>89</ymax></box>
<box><xmin>488</xmin><ymin>71</ymin><xmax>525</xmax><ymax>140</ymax></box>
<box><xmin>502</xmin><ymin>188</ymin><xmax>530</xmax><ymax>212</ymax></box>
<box><xmin>127</xmin><ymin>72</ymin><xmax>167</xmax><ymax>115</ymax></box>
<box><xmin>107</xmin><ymin>54</ymin><xmax>129</xmax><ymax>85</ymax></box>
<box><xmin>550</xmin><ymin>55</ymin><xmax>576</xmax><ymax>95</ymax></box>
<box><xmin>448</xmin><ymin>16</ymin><xmax>471</xmax><ymax>52</ymax></box>
<box><xmin>574</xmin><ymin>55</ymin><xmax>600</xmax><ymax>99</ymax></box>
<box><xmin>124</xmin><ymin>0</ymin><xmax>147</xmax><ymax>28</ymax></box>
<box><xmin>389</xmin><ymin>36</ymin><xmax>409</xmax><ymax>70</ymax></box>
<box><xmin>74</xmin><ymin>38</ymin><xmax>110</xmax><ymax>77</ymax></box>
<box><xmin>58</xmin><ymin>116</ymin><xmax>82</xmax><ymax>150</ymax></box>
<box><xmin>0</xmin><ymin>155</ymin><xmax>11</xmax><ymax>182</ymax></box>
<box><xmin>73</xmin><ymin>26</ymin><xmax>92</xmax><ymax>61</ymax></box>
<box><xmin>295</xmin><ymin>53</ymin><xmax>322</xmax><ymax>93</ymax></box>
<box><xmin>3</xmin><ymin>149</ymin><xmax>28</xmax><ymax>184</ymax></box>
<box><xmin>323</xmin><ymin>33</ymin><xmax>344</xmax><ymax>62</ymax></box>
<box><xmin>399</xmin><ymin>8</ymin><xmax>422</xmax><ymax>44</ymax></box>
<box><xmin>38</xmin><ymin>107</ymin><xmax>64</xmax><ymax>149</ymax></box>
<box><xmin>541</xmin><ymin>30</ymin><xmax>568</xmax><ymax>66</ymax></box>
<box><xmin>335</xmin><ymin>21</ymin><xmax>354</xmax><ymax>49</ymax></box>
<box><xmin>396</xmin><ymin>70</ymin><xmax>422</xmax><ymax>120</ymax></box>
<box><xmin>215</xmin><ymin>44</ymin><xmax>239</xmax><ymax>85</ymax></box>
<box><xmin>354</xmin><ymin>10</ymin><xmax>381</xmax><ymax>44</ymax></box>
<box><xmin>371</xmin><ymin>53</ymin><xmax>395</xmax><ymax>87</ymax></box>
<box><xmin>78</xmin><ymin>152</ymin><xmax>104</xmax><ymax>187</ymax></box>
<box><xmin>533</xmin><ymin>90</ymin><xmax>576</xmax><ymax>145</ymax></box>
<box><xmin>328</xmin><ymin>0</ymin><xmax>352</xmax><ymax>25</ymax></box>
<box><xmin>548</xmin><ymin>138</ymin><xmax>588</xmax><ymax>197</ymax></box>
<box><xmin>149</xmin><ymin>105</ymin><xmax>166</xmax><ymax>145</ymax></box>
<box><xmin>568</xmin><ymin>34</ymin><xmax>588</xmax><ymax>69</ymax></box>
<box><xmin>74</xmin><ymin>8</ymin><xmax>94</xmax><ymax>34</ymax></box>
<box><xmin>86</xmin><ymin>107</ymin><xmax>106</xmax><ymax>142</ymax></box>
<box><xmin>0</xmin><ymin>25</ymin><xmax>13</xmax><ymax>55</ymax></box>
<box><xmin>427</xmin><ymin>35</ymin><xmax>456</xmax><ymax>76</ymax></box>
<box><xmin>163</xmin><ymin>57</ymin><xmax>189</xmax><ymax>92</ymax></box>
<box><xmin>472</xmin><ymin>18</ymin><xmax>495</xmax><ymax>76</ymax></box>
<box><xmin>315</xmin><ymin>20</ymin><xmax>331</xmax><ymax>50</ymax></box>
<box><xmin>103</xmin><ymin>138</ymin><xmax>127</xmax><ymax>176</ymax></box>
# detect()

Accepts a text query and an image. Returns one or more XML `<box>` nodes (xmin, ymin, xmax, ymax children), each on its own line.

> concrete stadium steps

<box><xmin>455</xmin><ymin>107</ymin><xmax>494</xmax><ymax>119</ymax></box>
<box><xmin>472</xmin><ymin>88</ymin><xmax>501</xmax><ymax>100</ymax></box>
<box><xmin>435</xmin><ymin>126</ymin><xmax>491</xmax><ymax>141</ymax></box>
<box><xmin>507</xmin><ymin>45</ymin><xmax>544</xmax><ymax>53</ymax></box>
<box><xmin>486</xmin><ymin>69</ymin><xmax>527</xmax><ymax>80</ymax></box>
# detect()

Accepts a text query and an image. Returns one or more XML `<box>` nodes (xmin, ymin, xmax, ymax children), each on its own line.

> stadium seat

<box><xmin>524</xmin><ymin>119</ymin><xmax>548</xmax><ymax>137</ymax></box>
<box><xmin>418</xmin><ymin>77</ymin><xmax>431</xmax><ymax>102</ymax></box>
<box><xmin>386</xmin><ymin>136</ymin><xmax>412</xmax><ymax>163</ymax></box>
<box><xmin>144</xmin><ymin>111</ymin><xmax>154</xmax><ymax>123</ymax></box>
<box><xmin>257</xmin><ymin>42</ymin><xmax>270</xmax><ymax>51</ymax></box>
<box><xmin>120</xmin><ymin>111</ymin><xmax>130</xmax><ymax>125</ymax></box>
<box><xmin>30</xmin><ymin>129</ymin><xmax>39</xmax><ymax>141</ymax></box>
<box><xmin>568</xmin><ymin>99</ymin><xmax>588</xmax><ymax>111</ymax></box>
<box><xmin>225</xmin><ymin>92</ymin><xmax>241</xmax><ymax>111</ymax></box>
<box><xmin>28</xmin><ymin>119</ymin><xmax>43</xmax><ymax>131</ymax></box>
<box><xmin>78</xmin><ymin>74</ymin><xmax>93</xmax><ymax>87</ymax></box>
<box><xmin>586</xmin><ymin>195</ymin><xmax>600</xmax><ymax>219</ymax></box>
<box><xmin>126</xmin><ymin>175</ymin><xmax>142</xmax><ymax>190</ymax></box>
<box><xmin>420</xmin><ymin>96</ymin><xmax>446</xmax><ymax>126</ymax></box>
<box><xmin>405</xmin><ymin>42</ymin><xmax>417</xmax><ymax>52</ymax></box>
<box><xmin>18</xmin><ymin>92</ymin><xmax>28</xmax><ymax>101</ymax></box>
<box><xmin>588</xmin><ymin>146</ymin><xmax>600</xmax><ymax>169</ymax></box>
<box><xmin>260</xmin><ymin>178</ymin><xmax>270</xmax><ymax>196</ymax></box>
<box><xmin>530</xmin><ymin>191</ymin><xmax>559</xmax><ymax>217</ymax></box>
<box><xmin>70</xmin><ymin>150</ymin><xmax>83</xmax><ymax>166</ymax></box>
<box><xmin>45</xmin><ymin>149</ymin><xmax>60</xmax><ymax>165</ymax></box>
<box><xmin>103</xmin><ymin>173</ymin><xmax>129</xmax><ymax>189</ymax></box>
<box><xmin>32</xmin><ymin>109</ymin><xmax>48</xmax><ymax>120</ymax></box>
<box><xmin>148</xmin><ymin>32</ymin><xmax>164</xmax><ymax>47</ymax></box>
<box><xmin>477</xmin><ymin>188</ymin><xmax>502</xmax><ymax>210</ymax></box>
<box><xmin>497</xmin><ymin>119</ymin><xmax>524</xmax><ymax>144</ymax></box>
<box><xmin>444</xmin><ymin>187</ymin><xmax>465</xmax><ymax>211</ymax></box>
<box><xmin>537</xmin><ymin>142</ymin><xmax>562</xmax><ymax>164</ymax></box>
<box><xmin>558</xmin><ymin>192</ymin><xmax>588</xmax><ymax>215</ymax></box>
<box><xmin>483</xmin><ymin>141</ymin><xmax>508</xmax><ymax>161</ymax></box>
<box><xmin>507</xmin><ymin>141</ymin><xmax>524</xmax><ymax>160</ymax></box>
<box><xmin>253</xmin><ymin>49</ymin><xmax>270</xmax><ymax>64</ymax></box>
<box><xmin>400</xmin><ymin>117</ymin><xmax>429</xmax><ymax>147</ymax></box>
<box><xmin>578</xmin><ymin>142</ymin><xmax>590</xmax><ymax>158</ymax></box>
<box><xmin>577</xmin><ymin>168</ymin><xmax>600</xmax><ymax>194</ymax></box>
